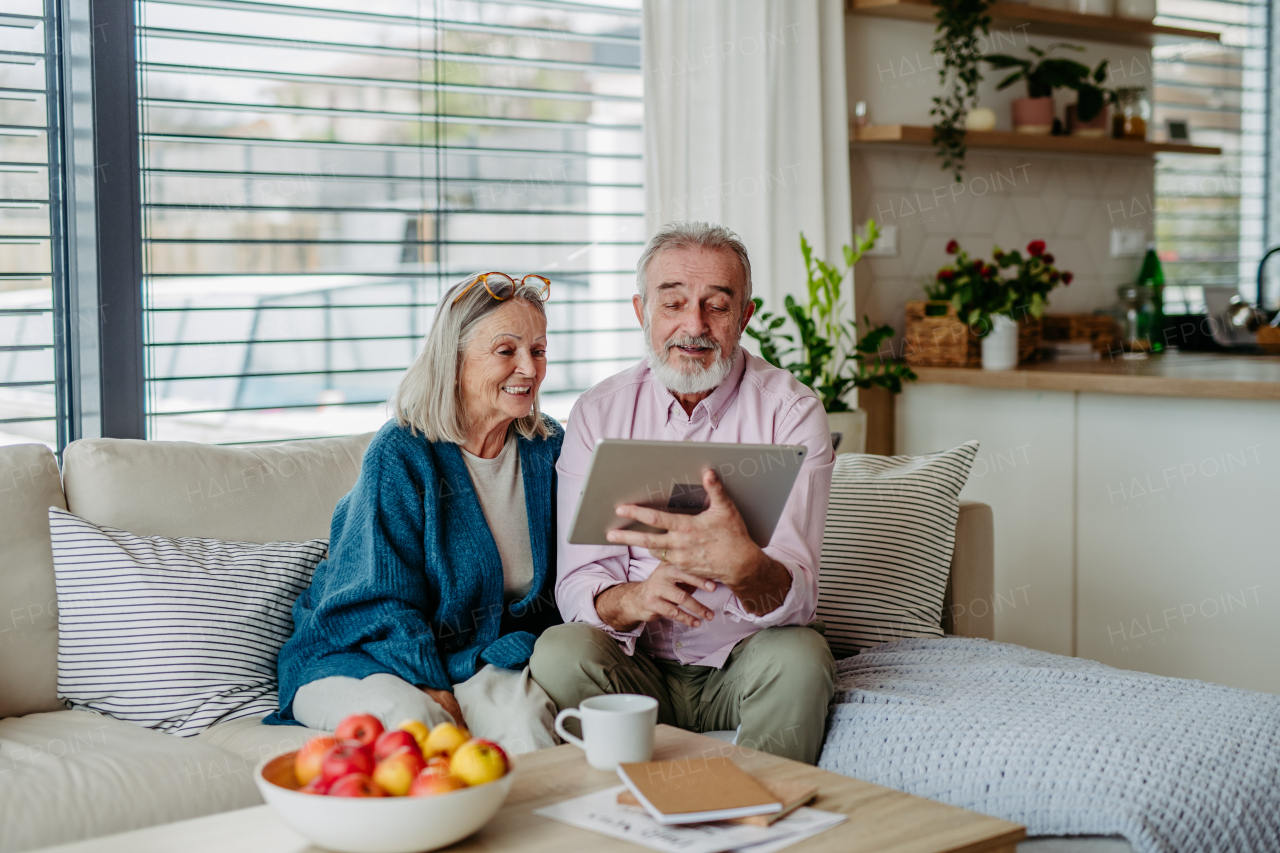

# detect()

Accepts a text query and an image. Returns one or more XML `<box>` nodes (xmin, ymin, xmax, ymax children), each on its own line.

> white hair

<box><xmin>393</xmin><ymin>276</ymin><xmax>551</xmax><ymax>444</ymax></box>
<box><xmin>635</xmin><ymin>221</ymin><xmax>753</xmax><ymax>310</ymax></box>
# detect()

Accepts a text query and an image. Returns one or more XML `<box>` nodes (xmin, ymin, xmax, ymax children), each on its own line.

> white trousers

<box><xmin>292</xmin><ymin>665</ymin><xmax>558</xmax><ymax>756</ymax></box>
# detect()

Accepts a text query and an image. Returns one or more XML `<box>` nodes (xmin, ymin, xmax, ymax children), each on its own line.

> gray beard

<box><xmin>643</xmin><ymin>323</ymin><xmax>737</xmax><ymax>396</ymax></box>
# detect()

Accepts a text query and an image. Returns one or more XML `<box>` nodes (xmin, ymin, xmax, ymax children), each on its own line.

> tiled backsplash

<box><xmin>851</xmin><ymin>147</ymin><xmax>1153</xmax><ymax>349</ymax></box>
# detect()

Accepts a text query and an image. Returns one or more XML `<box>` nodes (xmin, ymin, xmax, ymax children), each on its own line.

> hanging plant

<box><xmin>930</xmin><ymin>0</ymin><xmax>993</xmax><ymax>182</ymax></box>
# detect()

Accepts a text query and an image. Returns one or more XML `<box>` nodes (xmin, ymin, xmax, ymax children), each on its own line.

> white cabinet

<box><xmin>899</xmin><ymin>383</ymin><xmax>1280</xmax><ymax>693</ymax></box>
<box><xmin>898</xmin><ymin>385</ymin><xmax>1076</xmax><ymax>656</ymax></box>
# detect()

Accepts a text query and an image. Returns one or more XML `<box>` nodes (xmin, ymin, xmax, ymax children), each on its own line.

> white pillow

<box><xmin>816</xmin><ymin>441</ymin><xmax>979</xmax><ymax>659</ymax></box>
<box><xmin>49</xmin><ymin>507</ymin><xmax>326</xmax><ymax>736</ymax></box>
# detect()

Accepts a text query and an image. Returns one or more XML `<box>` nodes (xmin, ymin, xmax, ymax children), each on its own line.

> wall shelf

<box><xmin>852</xmin><ymin>124</ymin><xmax>1222</xmax><ymax>156</ymax></box>
<box><xmin>847</xmin><ymin>0</ymin><xmax>1221</xmax><ymax>48</ymax></box>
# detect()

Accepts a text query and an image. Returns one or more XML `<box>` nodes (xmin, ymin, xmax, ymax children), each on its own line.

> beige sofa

<box><xmin>0</xmin><ymin>435</ymin><xmax>994</xmax><ymax>852</ymax></box>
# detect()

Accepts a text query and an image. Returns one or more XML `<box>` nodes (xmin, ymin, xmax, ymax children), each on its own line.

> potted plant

<box><xmin>927</xmin><ymin>238</ymin><xmax>1074</xmax><ymax>370</ymax></box>
<box><xmin>1066</xmin><ymin>59</ymin><xmax>1111</xmax><ymax>136</ymax></box>
<box><xmin>930</xmin><ymin>0</ymin><xmax>993</xmax><ymax>181</ymax></box>
<box><xmin>746</xmin><ymin>225</ymin><xmax>917</xmax><ymax>453</ymax></box>
<box><xmin>983</xmin><ymin>43</ymin><xmax>1091</xmax><ymax>134</ymax></box>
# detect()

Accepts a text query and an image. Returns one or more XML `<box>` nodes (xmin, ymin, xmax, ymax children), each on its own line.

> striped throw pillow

<box><xmin>49</xmin><ymin>507</ymin><xmax>326</xmax><ymax>736</ymax></box>
<box><xmin>816</xmin><ymin>441</ymin><xmax>979</xmax><ymax>659</ymax></box>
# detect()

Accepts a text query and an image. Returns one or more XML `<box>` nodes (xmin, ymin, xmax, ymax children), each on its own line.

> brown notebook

<box><xmin>618</xmin><ymin>776</ymin><xmax>819</xmax><ymax>826</ymax></box>
<box><xmin>615</xmin><ymin>757</ymin><xmax>783</xmax><ymax>825</ymax></box>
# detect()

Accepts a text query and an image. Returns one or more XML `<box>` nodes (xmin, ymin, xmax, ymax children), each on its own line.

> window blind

<box><xmin>1153</xmin><ymin>0</ymin><xmax>1272</xmax><ymax>314</ymax></box>
<box><xmin>138</xmin><ymin>0</ymin><xmax>644</xmax><ymax>444</ymax></box>
<box><xmin>0</xmin><ymin>0</ymin><xmax>61</xmax><ymax>449</ymax></box>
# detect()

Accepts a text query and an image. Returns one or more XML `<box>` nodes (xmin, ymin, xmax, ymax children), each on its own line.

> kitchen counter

<box><xmin>912</xmin><ymin>352</ymin><xmax>1280</xmax><ymax>401</ymax></box>
<box><xmin>898</xmin><ymin>352</ymin><xmax>1280</xmax><ymax>695</ymax></box>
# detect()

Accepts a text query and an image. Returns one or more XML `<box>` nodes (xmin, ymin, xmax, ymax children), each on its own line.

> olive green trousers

<box><xmin>529</xmin><ymin>622</ymin><xmax>836</xmax><ymax>764</ymax></box>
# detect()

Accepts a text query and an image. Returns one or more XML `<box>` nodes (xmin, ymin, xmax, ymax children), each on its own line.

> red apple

<box><xmin>409</xmin><ymin>768</ymin><xmax>467</xmax><ymax>796</ymax></box>
<box><xmin>294</xmin><ymin>736</ymin><xmax>339</xmax><ymax>786</ymax></box>
<box><xmin>334</xmin><ymin>713</ymin><xmax>384</xmax><ymax>747</ymax></box>
<box><xmin>328</xmin><ymin>772</ymin><xmax>387</xmax><ymax>797</ymax></box>
<box><xmin>373</xmin><ymin>746</ymin><xmax>428</xmax><ymax>796</ymax></box>
<box><xmin>450</xmin><ymin>739</ymin><xmax>508</xmax><ymax>786</ymax></box>
<box><xmin>374</xmin><ymin>729</ymin><xmax>421</xmax><ymax>762</ymax></box>
<box><xmin>299</xmin><ymin>776</ymin><xmax>334</xmax><ymax>795</ymax></box>
<box><xmin>321</xmin><ymin>743</ymin><xmax>375</xmax><ymax>782</ymax></box>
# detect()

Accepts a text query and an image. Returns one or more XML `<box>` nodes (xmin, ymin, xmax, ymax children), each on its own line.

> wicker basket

<box><xmin>906</xmin><ymin>301</ymin><xmax>1042</xmax><ymax>367</ymax></box>
<box><xmin>904</xmin><ymin>301</ymin><xmax>971</xmax><ymax>367</ymax></box>
<box><xmin>1041</xmin><ymin>313</ymin><xmax>1118</xmax><ymax>354</ymax></box>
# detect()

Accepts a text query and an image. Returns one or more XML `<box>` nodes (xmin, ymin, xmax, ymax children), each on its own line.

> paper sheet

<box><xmin>533</xmin><ymin>785</ymin><xmax>847</xmax><ymax>853</ymax></box>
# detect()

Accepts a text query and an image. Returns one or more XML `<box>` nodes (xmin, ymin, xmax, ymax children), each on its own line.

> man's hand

<box><xmin>422</xmin><ymin>688</ymin><xmax>468</xmax><ymax>730</ymax></box>
<box><xmin>605</xmin><ymin>468</ymin><xmax>793</xmax><ymax>616</ymax></box>
<box><xmin>595</xmin><ymin>563</ymin><xmax>717</xmax><ymax>632</ymax></box>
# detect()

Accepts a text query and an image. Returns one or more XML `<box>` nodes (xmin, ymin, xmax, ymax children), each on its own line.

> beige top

<box><xmin>461</xmin><ymin>434</ymin><xmax>534</xmax><ymax>600</ymax></box>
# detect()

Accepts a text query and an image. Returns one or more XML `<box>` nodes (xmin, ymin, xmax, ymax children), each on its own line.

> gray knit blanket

<box><xmin>817</xmin><ymin>638</ymin><xmax>1280</xmax><ymax>853</ymax></box>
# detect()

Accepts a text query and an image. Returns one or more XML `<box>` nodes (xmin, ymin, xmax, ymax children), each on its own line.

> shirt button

<box><xmin>675</xmin><ymin>642</ymin><xmax>683</xmax><ymax>649</ymax></box>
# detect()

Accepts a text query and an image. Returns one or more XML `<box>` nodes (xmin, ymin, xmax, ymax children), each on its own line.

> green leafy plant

<box><xmin>1074</xmin><ymin>59</ymin><xmax>1112</xmax><ymax>123</ymax></box>
<box><xmin>926</xmin><ymin>238</ymin><xmax>1074</xmax><ymax>335</ymax></box>
<box><xmin>983</xmin><ymin>42</ymin><xmax>1092</xmax><ymax>102</ymax></box>
<box><xmin>746</xmin><ymin>225</ymin><xmax>917</xmax><ymax>412</ymax></box>
<box><xmin>930</xmin><ymin>0</ymin><xmax>993</xmax><ymax>182</ymax></box>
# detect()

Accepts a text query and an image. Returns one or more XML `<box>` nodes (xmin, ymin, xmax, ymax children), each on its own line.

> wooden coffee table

<box><xmin>37</xmin><ymin>725</ymin><xmax>1024</xmax><ymax>853</ymax></box>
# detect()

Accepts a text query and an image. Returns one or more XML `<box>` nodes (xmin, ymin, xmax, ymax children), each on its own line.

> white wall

<box><xmin>844</xmin><ymin>15</ymin><xmax>1158</xmax><ymax>343</ymax></box>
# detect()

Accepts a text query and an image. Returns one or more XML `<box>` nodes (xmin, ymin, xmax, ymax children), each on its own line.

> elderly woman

<box><xmin>271</xmin><ymin>273</ymin><xmax>562</xmax><ymax>754</ymax></box>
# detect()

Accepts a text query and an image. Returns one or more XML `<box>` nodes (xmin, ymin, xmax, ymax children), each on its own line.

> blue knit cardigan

<box><xmin>268</xmin><ymin>417</ymin><xmax>563</xmax><ymax>724</ymax></box>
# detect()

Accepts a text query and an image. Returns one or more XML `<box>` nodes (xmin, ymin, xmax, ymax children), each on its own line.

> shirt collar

<box><xmin>648</xmin><ymin>347</ymin><xmax>747</xmax><ymax>427</ymax></box>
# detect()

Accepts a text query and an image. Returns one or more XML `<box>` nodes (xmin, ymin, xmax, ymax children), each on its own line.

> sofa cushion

<box><xmin>62</xmin><ymin>432</ymin><xmax>374</xmax><ymax>544</ymax></box>
<box><xmin>0</xmin><ymin>710</ymin><xmax>262</xmax><ymax>853</ymax></box>
<box><xmin>816</xmin><ymin>441</ymin><xmax>979</xmax><ymax>658</ymax></box>
<box><xmin>195</xmin><ymin>714</ymin><xmax>328</xmax><ymax>766</ymax></box>
<box><xmin>0</xmin><ymin>443</ymin><xmax>67</xmax><ymax>719</ymax></box>
<box><xmin>50</xmin><ymin>508</ymin><xmax>327</xmax><ymax>736</ymax></box>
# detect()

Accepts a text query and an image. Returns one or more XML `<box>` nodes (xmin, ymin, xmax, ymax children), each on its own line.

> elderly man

<box><xmin>529</xmin><ymin>221</ymin><xmax>836</xmax><ymax>763</ymax></box>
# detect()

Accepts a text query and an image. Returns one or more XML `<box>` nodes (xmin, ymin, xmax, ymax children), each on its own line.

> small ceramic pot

<box><xmin>1115</xmin><ymin>0</ymin><xmax>1156</xmax><ymax>19</ymax></box>
<box><xmin>1067</xmin><ymin>103</ymin><xmax>1109</xmax><ymax>137</ymax></box>
<box><xmin>1011</xmin><ymin>97</ymin><xmax>1054</xmax><ymax>134</ymax></box>
<box><xmin>982</xmin><ymin>316</ymin><xmax>1019</xmax><ymax>371</ymax></box>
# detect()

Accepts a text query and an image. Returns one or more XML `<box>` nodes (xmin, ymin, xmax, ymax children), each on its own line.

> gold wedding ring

<box><xmin>659</xmin><ymin>548</ymin><xmax>668</xmax><ymax>562</ymax></box>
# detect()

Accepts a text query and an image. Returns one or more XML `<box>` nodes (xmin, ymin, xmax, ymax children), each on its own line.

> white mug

<box><xmin>554</xmin><ymin>694</ymin><xmax>658</xmax><ymax>771</ymax></box>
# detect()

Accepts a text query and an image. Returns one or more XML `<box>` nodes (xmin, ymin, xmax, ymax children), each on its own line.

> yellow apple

<box><xmin>372</xmin><ymin>747</ymin><xmax>427</xmax><ymax>797</ymax></box>
<box><xmin>450</xmin><ymin>738</ymin><xmax>507</xmax><ymax>786</ymax></box>
<box><xmin>423</xmin><ymin>722</ymin><xmax>470</xmax><ymax>758</ymax></box>
<box><xmin>397</xmin><ymin>719</ymin><xmax>431</xmax><ymax>753</ymax></box>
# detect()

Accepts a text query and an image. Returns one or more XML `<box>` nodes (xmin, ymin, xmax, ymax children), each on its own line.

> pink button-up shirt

<box><xmin>554</xmin><ymin>349</ymin><xmax>835</xmax><ymax>668</ymax></box>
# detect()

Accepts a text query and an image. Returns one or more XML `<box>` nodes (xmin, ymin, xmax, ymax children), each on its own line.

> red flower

<box><xmin>945</xmin><ymin>239</ymin><xmax>960</xmax><ymax>254</ymax></box>
<box><xmin>1062</xmin><ymin>271</ymin><xmax>1074</xmax><ymax>285</ymax></box>
<box><xmin>937</xmin><ymin>269</ymin><xmax>955</xmax><ymax>281</ymax></box>
<box><xmin>1043</xmin><ymin>253</ymin><xmax>1055</xmax><ymax>264</ymax></box>
<box><xmin>993</xmin><ymin>248</ymin><xmax>1004</xmax><ymax>260</ymax></box>
<box><xmin>1049</xmin><ymin>271</ymin><xmax>1060</xmax><ymax>282</ymax></box>
<box><xmin>1027</xmin><ymin>240</ymin><xmax>1046</xmax><ymax>257</ymax></box>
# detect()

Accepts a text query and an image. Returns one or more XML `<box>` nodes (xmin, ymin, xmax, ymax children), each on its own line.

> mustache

<box><xmin>664</xmin><ymin>334</ymin><xmax>720</xmax><ymax>353</ymax></box>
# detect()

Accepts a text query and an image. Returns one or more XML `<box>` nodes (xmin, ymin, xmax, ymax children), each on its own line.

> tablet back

<box><xmin>567</xmin><ymin>439</ymin><xmax>808</xmax><ymax>547</ymax></box>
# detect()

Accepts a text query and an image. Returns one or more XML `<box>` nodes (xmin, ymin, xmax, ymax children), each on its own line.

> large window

<box><xmin>1153</xmin><ymin>0</ymin><xmax>1274</xmax><ymax>313</ymax></box>
<box><xmin>0</xmin><ymin>0</ymin><xmax>62</xmax><ymax>448</ymax></box>
<box><xmin>137</xmin><ymin>0</ymin><xmax>644</xmax><ymax>444</ymax></box>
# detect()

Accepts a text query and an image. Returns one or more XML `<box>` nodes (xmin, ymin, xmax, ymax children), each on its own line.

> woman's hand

<box><xmin>422</xmin><ymin>688</ymin><xmax>468</xmax><ymax>730</ymax></box>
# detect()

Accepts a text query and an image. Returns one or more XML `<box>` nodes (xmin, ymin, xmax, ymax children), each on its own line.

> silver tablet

<box><xmin>566</xmin><ymin>439</ymin><xmax>808</xmax><ymax>547</ymax></box>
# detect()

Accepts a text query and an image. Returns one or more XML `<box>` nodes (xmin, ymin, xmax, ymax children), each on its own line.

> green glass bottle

<box><xmin>1136</xmin><ymin>242</ymin><xmax>1166</xmax><ymax>352</ymax></box>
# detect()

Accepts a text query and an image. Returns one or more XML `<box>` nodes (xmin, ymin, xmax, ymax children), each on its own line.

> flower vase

<box><xmin>982</xmin><ymin>315</ymin><xmax>1020</xmax><ymax>371</ymax></box>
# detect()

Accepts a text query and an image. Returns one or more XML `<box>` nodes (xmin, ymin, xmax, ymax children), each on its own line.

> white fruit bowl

<box><xmin>255</xmin><ymin>750</ymin><xmax>515</xmax><ymax>853</ymax></box>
